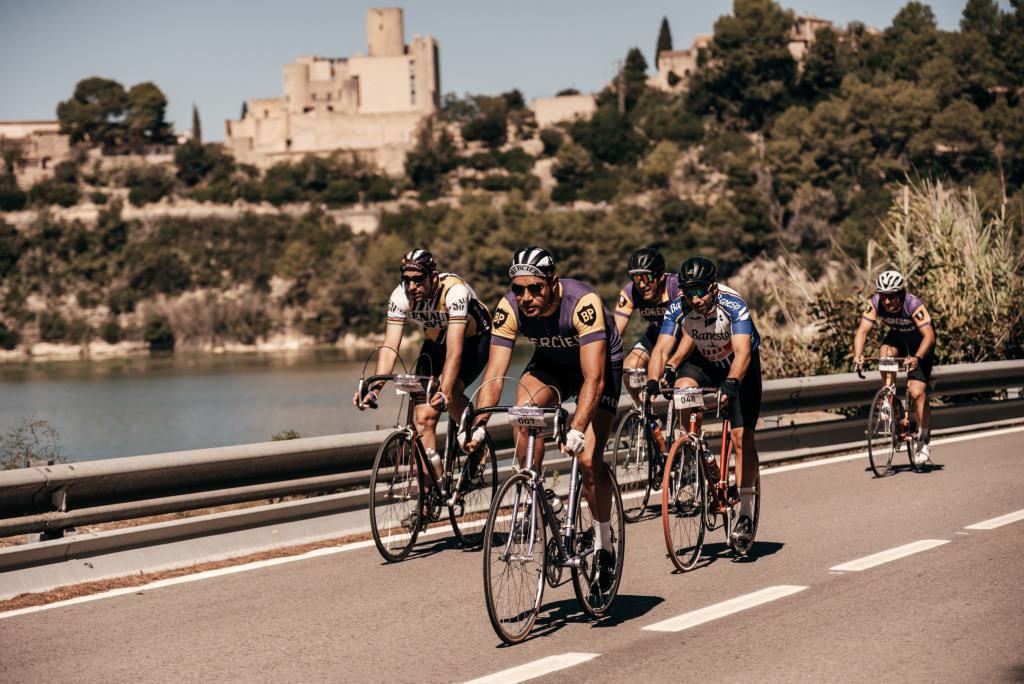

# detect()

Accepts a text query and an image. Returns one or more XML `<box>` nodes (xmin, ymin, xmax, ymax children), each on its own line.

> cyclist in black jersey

<box><xmin>464</xmin><ymin>247</ymin><xmax>623</xmax><ymax>591</ymax></box>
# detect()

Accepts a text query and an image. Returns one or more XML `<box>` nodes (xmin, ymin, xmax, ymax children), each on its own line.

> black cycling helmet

<box><xmin>628</xmin><ymin>247</ymin><xmax>666</xmax><ymax>277</ymax></box>
<box><xmin>509</xmin><ymin>246</ymin><xmax>556</xmax><ymax>279</ymax></box>
<box><xmin>400</xmin><ymin>248</ymin><xmax>436</xmax><ymax>274</ymax></box>
<box><xmin>678</xmin><ymin>256</ymin><xmax>717</xmax><ymax>289</ymax></box>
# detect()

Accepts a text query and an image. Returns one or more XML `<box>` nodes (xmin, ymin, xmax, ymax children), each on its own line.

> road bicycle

<box><xmin>356</xmin><ymin>370</ymin><xmax>497</xmax><ymax>562</ymax></box>
<box><xmin>857</xmin><ymin>356</ymin><xmax>924</xmax><ymax>477</ymax></box>
<box><xmin>467</xmin><ymin>396</ymin><xmax>625</xmax><ymax>645</ymax></box>
<box><xmin>661</xmin><ymin>387</ymin><xmax>760</xmax><ymax>572</ymax></box>
<box><xmin>610</xmin><ymin>368</ymin><xmax>680</xmax><ymax>522</ymax></box>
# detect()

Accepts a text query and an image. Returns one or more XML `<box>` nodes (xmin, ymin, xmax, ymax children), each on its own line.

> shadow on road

<box><xmin>591</xmin><ymin>594</ymin><xmax>664</xmax><ymax>628</ymax></box>
<box><xmin>502</xmin><ymin>593</ymin><xmax>665</xmax><ymax>646</ymax></box>
<box><xmin>699</xmin><ymin>540</ymin><xmax>785</xmax><ymax>565</ymax></box>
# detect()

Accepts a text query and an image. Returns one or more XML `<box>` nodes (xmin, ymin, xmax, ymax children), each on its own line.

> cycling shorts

<box><xmin>881</xmin><ymin>330</ymin><xmax>934</xmax><ymax>385</ymax></box>
<box><xmin>523</xmin><ymin>352</ymin><xmax>623</xmax><ymax>415</ymax></box>
<box><xmin>414</xmin><ymin>333</ymin><xmax>491</xmax><ymax>389</ymax></box>
<box><xmin>678</xmin><ymin>350</ymin><xmax>762</xmax><ymax>430</ymax></box>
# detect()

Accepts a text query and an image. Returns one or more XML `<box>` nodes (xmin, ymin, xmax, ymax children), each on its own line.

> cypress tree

<box><xmin>656</xmin><ymin>17</ymin><xmax>673</xmax><ymax>65</ymax></box>
<box><xmin>191</xmin><ymin>104</ymin><xmax>202</xmax><ymax>145</ymax></box>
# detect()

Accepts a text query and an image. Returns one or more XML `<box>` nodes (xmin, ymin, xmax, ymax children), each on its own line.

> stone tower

<box><xmin>367</xmin><ymin>8</ymin><xmax>405</xmax><ymax>57</ymax></box>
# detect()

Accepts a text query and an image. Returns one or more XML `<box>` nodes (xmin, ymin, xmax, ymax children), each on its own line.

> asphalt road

<box><xmin>1</xmin><ymin>428</ymin><xmax>1022</xmax><ymax>683</ymax></box>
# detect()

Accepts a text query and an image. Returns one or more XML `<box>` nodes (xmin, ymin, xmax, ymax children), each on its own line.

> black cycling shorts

<box><xmin>881</xmin><ymin>330</ymin><xmax>934</xmax><ymax>385</ymax></box>
<box><xmin>678</xmin><ymin>350</ymin><xmax>762</xmax><ymax>430</ymax></box>
<box><xmin>629</xmin><ymin>327</ymin><xmax>660</xmax><ymax>357</ymax></box>
<box><xmin>415</xmin><ymin>333</ymin><xmax>491</xmax><ymax>388</ymax></box>
<box><xmin>523</xmin><ymin>352</ymin><xmax>623</xmax><ymax>415</ymax></box>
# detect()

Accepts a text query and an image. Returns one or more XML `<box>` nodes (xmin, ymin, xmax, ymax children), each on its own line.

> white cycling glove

<box><xmin>458</xmin><ymin>426</ymin><xmax>487</xmax><ymax>450</ymax></box>
<box><xmin>563</xmin><ymin>429</ymin><xmax>586</xmax><ymax>456</ymax></box>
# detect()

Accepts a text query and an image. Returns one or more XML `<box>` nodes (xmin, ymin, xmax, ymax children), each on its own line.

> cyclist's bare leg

<box><xmin>578</xmin><ymin>410</ymin><xmax>615</xmax><ymax>523</ymax></box>
<box><xmin>414</xmin><ymin>401</ymin><xmax>441</xmax><ymax>453</ymax></box>
<box><xmin>732</xmin><ymin>426</ymin><xmax>759</xmax><ymax>490</ymax></box>
<box><xmin>907</xmin><ymin>379</ymin><xmax>929</xmax><ymax>435</ymax></box>
<box><xmin>514</xmin><ymin>372</ymin><xmax>558</xmax><ymax>471</ymax></box>
<box><xmin>673</xmin><ymin>376</ymin><xmax>700</xmax><ymax>434</ymax></box>
<box><xmin>624</xmin><ymin>348</ymin><xmax>649</xmax><ymax>406</ymax></box>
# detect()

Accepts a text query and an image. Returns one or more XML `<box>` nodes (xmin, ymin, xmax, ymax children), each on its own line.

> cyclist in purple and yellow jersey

<box><xmin>464</xmin><ymin>247</ymin><xmax>623</xmax><ymax>591</ymax></box>
<box><xmin>853</xmin><ymin>269</ymin><xmax>936</xmax><ymax>465</ymax></box>
<box><xmin>614</xmin><ymin>247</ymin><xmax>681</xmax><ymax>406</ymax></box>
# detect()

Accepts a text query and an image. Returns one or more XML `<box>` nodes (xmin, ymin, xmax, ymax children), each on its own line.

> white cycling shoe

<box><xmin>914</xmin><ymin>442</ymin><xmax>931</xmax><ymax>466</ymax></box>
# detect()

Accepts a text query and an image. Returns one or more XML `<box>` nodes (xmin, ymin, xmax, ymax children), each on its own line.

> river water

<box><xmin>0</xmin><ymin>349</ymin><xmax>531</xmax><ymax>462</ymax></box>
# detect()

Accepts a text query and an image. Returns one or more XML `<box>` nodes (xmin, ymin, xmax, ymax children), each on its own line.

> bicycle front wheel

<box><xmin>483</xmin><ymin>473</ymin><xmax>546</xmax><ymax>645</ymax></box>
<box><xmin>571</xmin><ymin>463</ymin><xmax>625</xmax><ymax>618</ymax></box>
<box><xmin>661</xmin><ymin>437</ymin><xmax>705</xmax><ymax>572</ymax></box>
<box><xmin>449</xmin><ymin>432</ymin><xmax>498</xmax><ymax>549</ymax></box>
<box><xmin>369</xmin><ymin>432</ymin><xmax>423</xmax><ymax>563</ymax></box>
<box><xmin>867</xmin><ymin>388</ymin><xmax>895</xmax><ymax>477</ymax></box>
<box><xmin>611</xmin><ymin>411</ymin><xmax>651</xmax><ymax>523</ymax></box>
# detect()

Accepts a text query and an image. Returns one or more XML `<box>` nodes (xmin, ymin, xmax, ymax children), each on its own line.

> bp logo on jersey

<box><xmin>577</xmin><ymin>304</ymin><xmax>597</xmax><ymax>326</ymax></box>
<box><xmin>492</xmin><ymin>308</ymin><xmax>509</xmax><ymax>329</ymax></box>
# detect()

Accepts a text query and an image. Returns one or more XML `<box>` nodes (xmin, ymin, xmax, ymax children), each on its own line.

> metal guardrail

<box><xmin>1</xmin><ymin>360</ymin><xmax>1022</xmax><ymax>537</ymax></box>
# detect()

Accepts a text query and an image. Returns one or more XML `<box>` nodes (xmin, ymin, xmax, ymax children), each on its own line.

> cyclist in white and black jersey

<box><xmin>353</xmin><ymin>249</ymin><xmax>491</xmax><ymax>463</ymax></box>
<box><xmin>647</xmin><ymin>256</ymin><xmax>762</xmax><ymax>552</ymax></box>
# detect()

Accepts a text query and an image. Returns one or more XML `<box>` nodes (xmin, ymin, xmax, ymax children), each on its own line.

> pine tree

<box><xmin>191</xmin><ymin>104</ymin><xmax>202</xmax><ymax>145</ymax></box>
<box><xmin>656</xmin><ymin>17</ymin><xmax>673</xmax><ymax>65</ymax></box>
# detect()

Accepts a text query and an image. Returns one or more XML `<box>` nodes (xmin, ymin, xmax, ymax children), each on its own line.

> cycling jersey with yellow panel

<box><xmin>386</xmin><ymin>273</ymin><xmax>490</xmax><ymax>343</ymax></box>
<box><xmin>862</xmin><ymin>292</ymin><xmax>933</xmax><ymax>346</ymax></box>
<box><xmin>490</xmin><ymin>278</ymin><xmax>624</xmax><ymax>364</ymax></box>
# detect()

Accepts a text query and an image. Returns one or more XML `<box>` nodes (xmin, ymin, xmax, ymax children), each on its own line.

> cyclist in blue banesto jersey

<box><xmin>647</xmin><ymin>256</ymin><xmax>762</xmax><ymax>551</ymax></box>
<box><xmin>614</xmin><ymin>247</ymin><xmax>681</xmax><ymax>405</ymax></box>
<box><xmin>853</xmin><ymin>269</ymin><xmax>937</xmax><ymax>464</ymax></box>
<box><xmin>465</xmin><ymin>247</ymin><xmax>623</xmax><ymax>591</ymax></box>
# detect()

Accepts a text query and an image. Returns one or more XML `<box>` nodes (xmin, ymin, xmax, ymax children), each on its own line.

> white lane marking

<box><xmin>762</xmin><ymin>424</ymin><xmax>1024</xmax><ymax>477</ymax></box>
<box><xmin>464</xmin><ymin>653</ymin><xmax>599</xmax><ymax>684</ymax></box>
<box><xmin>830</xmin><ymin>539</ymin><xmax>949</xmax><ymax>572</ymax></box>
<box><xmin>965</xmin><ymin>509</ymin><xmax>1024</xmax><ymax>530</ymax></box>
<box><xmin>642</xmin><ymin>585</ymin><xmax>807</xmax><ymax>632</ymax></box>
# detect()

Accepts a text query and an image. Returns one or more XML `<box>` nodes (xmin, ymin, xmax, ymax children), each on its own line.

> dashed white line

<box><xmin>642</xmin><ymin>585</ymin><xmax>807</xmax><ymax>632</ymax></box>
<box><xmin>965</xmin><ymin>509</ymin><xmax>1024</xmax><ymax>530</ymax></box>
<box><xmin>829</xmin><ymin>539</ymin><xmax>949</xmax><ymax>572</ymax></box>
<box><xmin>464</xmin><ymin>653</ymin><xmax>599</xmax><ymax>684</ymax></box>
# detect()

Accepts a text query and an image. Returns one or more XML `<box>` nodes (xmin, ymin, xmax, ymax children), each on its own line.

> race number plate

<box><xmin>673</xmin><ymin>388</ymin><xmax>704</xmax><ymax>410</ymax></box>
<box><xmin>508</xmin><ymin>406</ymin><xmax>547</xmax><ymax>428</ymax></box>
<box><xmin>878</xmin><ymin>358</ymin><xmax>900</xmax><ymax>374</ymax></box>
<box><xmin>625</xmin><ymin>369</ymin><xmax>647</xmax><ymax>388</ymax></box>
<box><xmin>393</xmin><ymin>374</ymin><xmax>424</xmax><ymax>395</ymax></box>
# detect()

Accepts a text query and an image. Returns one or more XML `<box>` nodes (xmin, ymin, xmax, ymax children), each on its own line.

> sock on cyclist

<box><xmin>918</xmin><ymin>426</ymin><xmax>931</xmax><ymax>444</ymax></box>
<box><xmin>738</xmin><ymin>488</ymin><xmax>756</xmax><ymax>520</ymax></box>
<box><xmin>594</xmin><ymin>520</ymin><xmax>612</xmax><ymax>551</ymax></box>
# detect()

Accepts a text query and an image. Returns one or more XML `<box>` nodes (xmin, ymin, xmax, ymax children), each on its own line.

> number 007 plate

<box><xmin>508</xmin><ymin>406</ymin><xmax>547</xmax><ymax>428</ymax></box>
<box><xmin>673</xmin><ymin>388</ymin><xmax>704</xmax><ymax>409</ymax></box>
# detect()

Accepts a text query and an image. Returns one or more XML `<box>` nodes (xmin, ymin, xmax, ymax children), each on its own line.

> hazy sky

<box><xmin>0</xmin><ymin>1</ymin><xmax>1006</xmax><ymax>140</ymax></box>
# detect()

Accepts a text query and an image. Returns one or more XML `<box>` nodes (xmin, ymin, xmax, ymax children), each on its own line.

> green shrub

<box><xmin>100</xmin><ymin>320</ymin><xmax>121</xmax><ymax>344</ymax></box>
<box><xmin>0</xmin><ymin>174</ymin><xmax>26</xmax><ymax>211</ymax></box>
<box><xmin>481</xmin><ymin>174</ymin><xmax>514</xmax><ymax>192</ymax></box>
<box><xmin>125</xmin><ymin>165</ymin><xmax>173</xmax><ymax>206</ymax></box>
<box><xmin>144</xmin><ymin>315</ymin><xmax>175</xmax><ymax>351</ymax></box>
<box><xmin>89</xmin><ymin>191</ymin><xmax>108</xmax><ymax>205</ymax></box>
<box><xmin>28</xmin><ymin>179</ymin><xmax>80</xmax><ymax>208</ymax></box>
<box><xmin>539</xmin><ymin>128</ymin><xmax>564</xmax><ymax>156</ymax></box>
<box><xmin>37</xmin><ymin>312</ymin><xmax>69</xmax><ymax>342</ymax></box>
<box><xmin>362</xmin><ymin>175</ymin><xmax>394</xmax><ymax>203</ymax></box>
<box><xmin>322</xmin><ymin>179</ymin><xmax>360</xmax><ymax>207</ymax></box>
<box><xmin>0</xmin><ymin>322</ymin><xmax>19</xmax><ymax>350</ymax></box>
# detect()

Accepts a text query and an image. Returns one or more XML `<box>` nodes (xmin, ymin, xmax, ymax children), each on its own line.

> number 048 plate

<box><xmin>673</xmin><ymin>388</ymin><xmax>704</xmax><ymax>409</ymax></box>
<box><xmin>508</xmin><ymin>406</ymin><xmax>547</xmax><ymax>428</ymax></box>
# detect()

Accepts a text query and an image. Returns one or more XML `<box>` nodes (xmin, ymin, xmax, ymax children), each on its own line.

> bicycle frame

<box><xmin>857</xmin><ymin>358</ymin><xmax>916</xmax><ymax>445</ymax></box>
<box><xmin>678</xmin><ymin>388</ymin><xmax>737</xmax><ymax>514</ymax></box>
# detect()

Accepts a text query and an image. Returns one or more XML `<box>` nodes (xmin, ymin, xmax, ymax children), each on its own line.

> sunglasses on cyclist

<box><xmin>511</xmin><ymin>282</ymin><xmax>546</xmax><ymax>298</ymax></box>
<box><xmin>631</xmin><ymin>273</ymin><xmax>656</xmax><ymax>286</ymax></box>
<box><xmin>685</xmin><ymin>286</ymin><xmax>712</xmax><ymax>299</ymax></box>
<box><xmin>402</xmin><ymin>274</ymin><xmax>430</xmax><ymax>286</ymax></box>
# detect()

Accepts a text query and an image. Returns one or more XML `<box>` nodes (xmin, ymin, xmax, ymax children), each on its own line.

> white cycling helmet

<box><xmin>875</xmin><ymin>269</ymin><xmax>905</xmax><ymax>293</ymax></box>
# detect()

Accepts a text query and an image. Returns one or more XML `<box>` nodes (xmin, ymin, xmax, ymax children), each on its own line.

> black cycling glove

<box><xmin>719</xmin><ymin>378</ymin><xmax>740</xmax><ymax>403</ymax></box>
<box><xmin>645</xmin><ymin>378</ymin><xmax>660</xmax><ymax>399</ymax></box>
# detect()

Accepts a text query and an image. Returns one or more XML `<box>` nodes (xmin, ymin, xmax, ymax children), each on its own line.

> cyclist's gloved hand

<box><xmin>905</xmin><ymin>355</ymin><xmax>920</xmax><ymax>371</ymax></box>
<box><xmin>356</xmin><ymin>389</ymin><xmax>379</xmax><ymax>410</ymax></box>
<box><xmin>562</xmin><ymin>428</ymin><xmax>586</xmax><ymax>456</ymax></box>
<box><xmin>718</xmin><ymin>378</ymin><xmax>740</xmax><ymax>405</ymax></box>
<box><xmin>645</xmin><ymin>378</ymin><xmax>660</xmax><ymax>399</ymax></box>
<box><xmin>458</xmin><ymin>425</ymin><xmax>487</xmax><ymax>451</ymax></box>
<box><xmin>428</xmin><ymin>391</ymin><xmax>448</xmax><ymax>411</ymax></box>
<box><xmin>853</xmin><ymin>353</ymin><xmax>865</xmax><ymax>371</ymax></box>
<box><xmin>663</xmin><ymin>364</ymin><xmax>677</xmax><ymax>386</ymax></box>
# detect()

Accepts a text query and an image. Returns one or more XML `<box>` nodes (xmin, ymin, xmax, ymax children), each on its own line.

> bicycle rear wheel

<box><xmin>611</xmin><ymin>411</ymin><xmax>651</xmax><ymax>522</ymax></box>
<box><xmin>449</xmin><ymin>433</ymin><xmax>498</xmax><ymax>548</ymax></box>
<box><xmin>662</xmin><ymin>437</ymin><xmax>705</xmax><ymax>571</ymax></box>
<box><xmin>571</xmin><ymin>463</ymin><xmax>625</xmax><ymax>618</ymax></box>
<box><xmin>902</xmin><ymin>402</ymin><xmax>924</xmax><ymax>472</ymax></box>
<box><xmin>483</xmin><ymin>473</ymin><xmax>546</xmax><ymax>645</ymax></box>
<box><xmin>867</xmin><ymin>388</ymin><xmax>896</xmax><ymax>477</ymax></box>
<box><xmin>369</xmin><ymin>432</ymin><xmax>423</xmax><ymax>563</ymax></box>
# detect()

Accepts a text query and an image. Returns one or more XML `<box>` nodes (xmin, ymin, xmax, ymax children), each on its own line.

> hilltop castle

<box><xmin>225</xmin><ymin>8</ymin><xmax>439</xmax><ymax>175</ymax></box>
